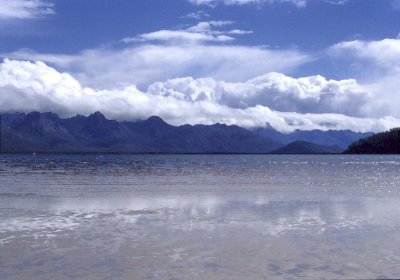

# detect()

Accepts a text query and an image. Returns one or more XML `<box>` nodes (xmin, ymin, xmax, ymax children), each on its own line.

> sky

<box><xmin>0</xmin><ymin>0</ymin><xmax>400</xmax><ymax>132</ymax></box>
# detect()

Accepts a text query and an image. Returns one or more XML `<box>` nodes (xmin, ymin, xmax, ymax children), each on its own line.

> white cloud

<box><xmin>122</xmin><ymin>21</ymin><xmax>250</xmax><ymax>44</ymax></box>
<box><xmin>3</xmin><ymin>21</ymin><xmax>306</xmax><ymax>88</ymax></box>
<box><xmin>330</xmin><ymin>38</ymin><xmax>400</xmax><ymax>117</ymax></box>
<box><xmin>5</xmin><ymin>44</ymin><xmax>310</xmax><ymax>88</ymax></box>
<box><xmin>148</xmin><ymin>73</ymin><xmax>370</xmax><ymax>116</ymax></box>
<box><xmin>331</xmin><ymin>39</ymin><xmax>400</xmax><ymax>69</ymax></box>
<box><xmin>0</xmin><ymin>0</ymin><xmax>54</xmax><ymax>19</ymax></box>
<box><xmin>123</xmin><ymin>30</ymin><xmax>234</xmax><ymax>44</ymax></box>
<box><xmin>187</xmin><ymin>0</ymin><xmax>353</xmax><ymax>7</ymax></box>
<box><xmin>182</xmin><ymin>11</ymin><xmax>211</xmax><ymax>20</ymax></box>
<box><xmin>0</xmin><ymin>59</ymin><xmax>399</xmax><ymax>133</ymax></box>
<box><xmin>186</xmin><ymin>20</ymin><xmax>232</xmax><ymax>31</ymax></box>
<box><xmin>228</xmin><ymin>29</ymin><xmax>254</xmax><ymax>35</ymax></box>
<box><xmin>324</xmin><ymin>0</ymin><xmax>348</xmax><ymax>5</ymax></box>
<box><xmin>5</xmin><ymin>36</ymin><xmax>400</xmax><ymax>130</ymax></box>
<box><xmin>188</xmin><ymin>0</ymin><xmax>306</xmax><ymax>7</ymax></box>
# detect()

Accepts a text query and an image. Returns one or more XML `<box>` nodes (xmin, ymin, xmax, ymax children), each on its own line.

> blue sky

<box><xmin>0</xmin><ymin>0</ymin><xmax>400</xmax><ymax>132</ymax></box>
<box><xmin>1</xmin><ymin>0</ymin><xmax>399</xmax><ymax>52</ymax></box>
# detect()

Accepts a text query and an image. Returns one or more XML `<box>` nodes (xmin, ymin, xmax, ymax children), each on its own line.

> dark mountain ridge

<box><xmin>0</xmin><ymin>112</ymin><xmax>374</xmax><ymax>154</ymax></box>
<box><xmin>0</xmin><ymin>112</ymin><xmax>279</xmax><ymax>153</ymax></box>
<box><xmin>345</xmin><ymin>128</ymin><xmax>400</xmax><ymax>154</ymax></box>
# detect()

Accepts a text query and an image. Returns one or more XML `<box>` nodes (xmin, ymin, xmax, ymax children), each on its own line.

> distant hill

<box><xmin>0</xmin><ymin>112</ymin><xmax>280</xmax><ymax>153</ymax></box>
<box><xmin>345</xmin><ymin>128</ymin><xmax>400</xmax><ymax>154</ymax></box>
<box><xmin>254</xmin><ymin>126</ymin><xmax>372</xmax><ymax>150</ymax></box>
<box><xmin>272</xmin><ymin>141</ymin><xmax>343</xmax><ymax>154</ymax></box>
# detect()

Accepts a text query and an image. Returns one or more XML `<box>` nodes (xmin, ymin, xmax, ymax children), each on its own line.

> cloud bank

<box><xmin>0</xmin><ymin>59</ymin><xmax>398</xmax><ymax>133</ymax></box>
<box><xmin>148</xmin><ymin>73</ymin><xmax>370</xmax><ymax>116</ymax></box>
<box><xmin>6</xmin><ymin>45</ymin><xmax>309</xmax><ymax>89</ymax></box>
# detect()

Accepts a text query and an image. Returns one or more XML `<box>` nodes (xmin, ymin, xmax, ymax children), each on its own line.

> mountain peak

<box><xmin>146</xmin><ymin>116</ymin><xmax>167</xmax><ymax>125</ymax></box>
<box><xmin>272</xmin><ymin>140</ymin><xmax>343</xmax><ymax>154</ymax></box>
<box><xmin>88</xmin><ymin>111</ymin><xmax>107</xmax><ymax>121</ymax></box>
<box><xmin>25</xmin><ymin>111</ymin><xmax>41</xmax><ymax>121</ymax></box>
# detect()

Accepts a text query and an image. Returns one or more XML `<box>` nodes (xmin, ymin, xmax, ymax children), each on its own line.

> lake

<box><xmin>1</xmin><ymin>154</ymin><xmax>400</xmax><ymax>279</ymax></box>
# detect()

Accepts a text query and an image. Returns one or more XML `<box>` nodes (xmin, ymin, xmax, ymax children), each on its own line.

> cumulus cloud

<box><xmin>148</xmin><ymin>73</ymin><xmax>371</xmax><ymax>116</ymax></box>
<box><xmin>0</xmin><ymin>0</ymin><xmax>54</xmax><ymax>19</ymax></box>
<box><xmin>0</xmin><ymin>59</ymin><xmax>399</xmax><ymax>133</ymax></box>
<box><xmin>330</xmin><ymin>38</ymin><xmax>400</xmax><ymax>117</ymax></box>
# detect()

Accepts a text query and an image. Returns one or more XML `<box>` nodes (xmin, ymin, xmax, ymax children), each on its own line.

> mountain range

<box><xmin>0</xmin><ymin>112</ymin><xmax>373</xmax><ymax>154</ymax></box>
<box><xmin>253</xmin><ymin>126</ymin><xmax>373</xmax><ymax>150</ymax></box>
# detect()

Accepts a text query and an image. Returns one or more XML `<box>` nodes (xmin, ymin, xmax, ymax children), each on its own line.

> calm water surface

<box><xmin>1</xmin><ymin>154</ymin><xmax>400</xmax><ymax>279</ymax></box>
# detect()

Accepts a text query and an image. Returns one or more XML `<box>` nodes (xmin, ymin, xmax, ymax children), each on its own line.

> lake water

<box><xmin>1</xmin><ymin>154</ymin><xmax>400</xmax><ymax>279</ymax></box>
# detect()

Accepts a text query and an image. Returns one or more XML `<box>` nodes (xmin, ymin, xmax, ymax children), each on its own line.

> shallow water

<box><xmin>1</xmin><ymin>154</ymin><xmax>400</xmax><ymax>279</ymax></box>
